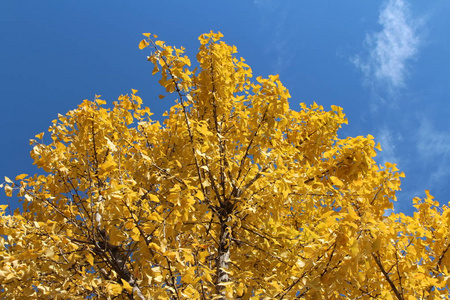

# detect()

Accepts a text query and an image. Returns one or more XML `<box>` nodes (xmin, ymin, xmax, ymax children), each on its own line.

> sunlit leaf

<box><xmin>139</xmin><ymin>39</ymin><xmax>149</xmax><ymax>50</ymax></box>
<box><xmin>15</xmin><ymin>174</ymin><xmax>28</xmax><ymax>181</ymax></box>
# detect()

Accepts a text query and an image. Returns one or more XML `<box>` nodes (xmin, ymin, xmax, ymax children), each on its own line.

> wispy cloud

<box><xmin>417</xmin><ymin>120</ymin><xmax>450</xmax><ymax>159</ymax></box>
<box><xmin>253</xmin><ymin>0</ymin><xmax>273</xmax><ymax>7</ymax></box>
<box><xmin>416</xmin><ymin>119</ymin><xmax>450</xmax><ymax>185</ymax></box>
<box><xmin>353</xmin><ymin>0</ymin><xmax>421</xmax><ymax>96</ymax></box>
<box><xmin>377</xmin><ymin>127</ymin><xmax>400</xmax><ymax>165</ymax></box>
<box><xmin>253</xmin><ymin>1</ymin><xmax>295</xmax><ymax>75</ymax></box>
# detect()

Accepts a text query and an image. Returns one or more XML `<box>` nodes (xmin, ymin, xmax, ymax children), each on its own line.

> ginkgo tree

<box><xmin>1</xmin><ymin>31</ymin><xmax>450</xmax><ymax>299</ymax></box>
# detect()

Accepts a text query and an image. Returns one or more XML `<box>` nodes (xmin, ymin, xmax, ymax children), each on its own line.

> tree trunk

<box><xmin>96</xmin><ymin>228</ymin><xmax>148</xmax><ymax>300</ymax></box>
<box><xmin>216</xmin><ymin>217</ymin><xmax>231</xmax><ymax>300</ymax></box>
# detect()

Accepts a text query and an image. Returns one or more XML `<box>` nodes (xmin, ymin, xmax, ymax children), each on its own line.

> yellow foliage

<box><xmin>0</xmin><ymin>31</ymin><xmax>448</xmax><ymax>300</ymax></box>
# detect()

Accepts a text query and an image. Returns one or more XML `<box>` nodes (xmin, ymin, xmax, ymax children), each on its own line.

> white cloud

<box><xmin>353</xmin><ymin>0</ymin><xmax>421</xmax><ymax>94</ymax></box>
<box><xmin>416</xmin><ymin>119</ymin><xmax>450</xmax><ymax>185</ymax></box>
<box><xmin>377</xmin><ymin>127</ymin><xmax>400</xmax><ymax>165</ymax></box>
<box><xmin>417</xmin><ymin>120</ymin><xmax>450</xmax><ymax>159</ymax></box>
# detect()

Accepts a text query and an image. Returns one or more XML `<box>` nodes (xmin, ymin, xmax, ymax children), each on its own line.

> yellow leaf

<box><xmin>331</xmin><ymin>105</ymin><xmax>341</xmax><ymax>112</ymax></box>
<box><xmin>321</xmin><ymin>210</ymin><xmax>335</xmax><ymax>220</ymax></box>
<box><xmin>218</xmin><ymin>281</ymin><xmax>233</xmax><ymax>286</ymax></box>
<box><xmin>142</xmin><ymin>33</ymin><xmax>151</xmax><ymax>38</ymax></box>
<box><xmin>195</xmin><ymin>190</ymin><xmax>204</xmax><ymax>201</ymax></box>
<box><xmin>4</xmin><ymin>176</ymin><xmax>13</xmax><ymax>184</ymax></box>
<box><xmin>107</xmin><ymin>282</ymin><xmax>123</xmax><ymax>296</ymax></box>
<box><xmin>375</xmin><ymin>143</ymin><xmax>382</xmax><ymax>151</ymax></box>
<box><xmin>348</xmin><ymin>205</ymin><xmax>359</xmax><ymax>220</ymax></box>
<box><xmin>99</xmin><ymin>155</ymin><xmax>117</xmax><ymax>173</ymax></box>
<box><xmin>44</xmin><ymin>248</ymin><xmax>55</xmax><ymax>258</ymax></box>
<box><xmin>175</xmin><ymin>160</ymin><xmax>182</xmax><ymax>168</ymax></box>
<box><xmin>236</xmin><ymin>283</ymin><xmax>245</xmax><ymax>296</ymax></box>
<box><xmin>4</xmin><ymin>272</ymin><xmax>16</xmax><ymax>282</ymax></box>
<box><xmin>149</xmin><ymin>243</ymin><xmax>161</xmax><ymax>252</ymax></box>
<box><xmin>35</xmin><ymin>132</ymin><xmax>44</xmax><ymax>139</ymax></box>
<box><xmin>296</xmin><ymin>259</ymin><xmax>305</xmax><ymax>268</ymax></box>
<box><xmin>372</xmin><ymin>236</ymin><xmax>381</xmax><ymax>252</ymax></box>
<box><xmin>124</xmin><ymin>220</ymin><xmax>134</xmax><ymax>230</ymax></box>
<box><xmin>121</xmin><ymin>279</ymin><xmax>133</xmax><ymax>293</ymax></box>
<box><xmin>153</xmin><ymin>274</ymin><xmax>163</xmax><ymax>283</ymax></box>
<box><xmin>132</xmin><ymin>89</ymin><xmax>138</xmax><ymax>94</ymax></box>
<box><xmin>95</xmin><ymin>99</ymin><xmax>107</xmax><ymax>105</ymax></box>
<box><xmin>86</xmin><ymin>253</ymin><xmax>94</xmax><ymax>266</ymax></box>
<box><xmin>152</xmin><ymin>65</ymin><xmax>159</xmax><ymax>75</ymax></box>
<box><xmin>351</xmin><ymin>240</ymin><xmax>359</xmax><ymax>256</ymax></box>
<box><xmin>15</xmin><ymin>174</ymin><xmax>28</xmax><ymax>180</ymax></box>
<box><xmin>330</xmin><ymin>176</ymin><xmax>344</xmax><ymax>187</ymax></box>
<box><xmin>139</xmin><ymin>39</ymin><xmax>149</xmax><ymax>50</ymax></box>
<box><xmin>109</xmin><ymin>226</ymin><xmax>123</xmax><ymax>246</ymax></box>
<box><xmin>131</xmin><ymin>227</ymin><xmax>140</xmax><ymax>241</ymax></box>
<box><xmin>198</xmin><ymin>251</ymin><xmax>209</xmax><ymax>262</ymax></box>
<box><xmin>149</xmin><ymin>194</ymin><xmax>159</xmax><ymax>203</ymax></box>
<box><xmin>155</xmin><ymin>40</ymin><xmax>165</xmax><ymax>48</ymax></box>
<box><xmin>197</xmin><ymin>123</ymin><xmax>210</xmax><ymax>136</ymax></box>
<box><xmin>4</xmin><ymin>185</ymin><xmax>13</xmax><ymax>197</ymax></box>
<box><xmin>105</xmin><ymin>137</ymin><xmax>118</xmax><ymax>152</ymax></box>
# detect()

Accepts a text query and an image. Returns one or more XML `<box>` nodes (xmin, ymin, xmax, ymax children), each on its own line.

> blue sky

<box><xmin>1</xmin><ymin>0</ymin><xmax>450</xmax><ymax>214</ymax></box>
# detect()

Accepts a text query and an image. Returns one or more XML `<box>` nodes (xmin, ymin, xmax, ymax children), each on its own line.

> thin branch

<box><xmin>372</xmin><ymin>252</ymin><xmax>404</xmax><ymax>300</ymax></box>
